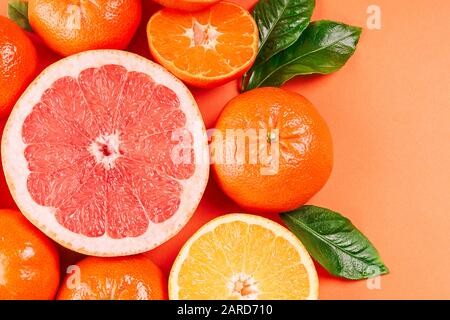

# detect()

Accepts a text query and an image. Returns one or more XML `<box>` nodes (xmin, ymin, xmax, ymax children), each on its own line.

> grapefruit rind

<box><xmin>169</xmin><ymin>214</ymin><xmax>319</xmax><ymax>300</ymax></box>
<box><xmin>1</xmin><ymin>50</ymin><xmax>209</xmax><ymax>257</ymax></box>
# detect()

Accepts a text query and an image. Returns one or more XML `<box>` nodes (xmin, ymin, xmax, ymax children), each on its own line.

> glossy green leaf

<box><xmin>280</xmin><ymin>205</ymin><xmax>389</xmax><ymax>280</ymax></box>
<box><xmin>253</xmin><ymin>0</ymin><xmax>315</xmax><ymax>65</ymax></box>
<box><xmin>244</xmin><ymin>20</ymin><xmax>362</xmax><ymax>91</ymax></box>
<box><xmin>8</xmin><ymin>0</ymin><xmax>32</xmax><ymax>32</ymax></box>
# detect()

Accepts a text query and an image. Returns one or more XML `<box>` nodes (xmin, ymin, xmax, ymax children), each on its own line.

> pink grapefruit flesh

<box><xmin>1</xmin><ymin>50</ymin><xmax>209</xmax><ymax>256</ymax></box>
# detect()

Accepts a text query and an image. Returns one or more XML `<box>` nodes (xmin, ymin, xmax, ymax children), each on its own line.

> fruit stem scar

<box><xmin>267</xmin><ymin>131</ymin><xmax>278</xmax><ymax>143</ymax></box>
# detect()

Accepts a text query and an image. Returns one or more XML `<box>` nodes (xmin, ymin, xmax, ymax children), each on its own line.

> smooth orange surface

<box><xmin>0</xmin><ymin>0</ymin><xmax>449</xmax><ymax>299</ymax></box>
<box><xmin>213</xmin><ymin>87</ymin><xmax>333</xmax><ymax>213</ymax></box>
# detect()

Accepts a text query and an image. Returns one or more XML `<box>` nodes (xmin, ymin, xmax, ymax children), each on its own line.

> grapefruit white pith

<box><xmin>1</xmin><ymin>50</ymin><xmax>209</xmax><ymax>256</ymax></box>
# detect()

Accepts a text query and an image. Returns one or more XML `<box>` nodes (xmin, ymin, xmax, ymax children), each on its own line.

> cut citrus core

<box><xmin>147</xmin><ymin>1</ymin><xmax>258</xmax><ymax>88</ymax></box>
<box><xmin>1</xmin><ymin>50</ymin><xmax>209</xmax><ymax>256</ymax></box>
<box><xmin>169</xmin><ymin>214</ymin><xmax>319</xmax><ymax>300</ymax></box>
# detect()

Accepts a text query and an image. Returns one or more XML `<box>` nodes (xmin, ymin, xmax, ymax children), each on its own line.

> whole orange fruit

<box><xmin>0</xmin><ymin>209</ymin><xmax>60</xmax><ymax>300</ymax></box>
<box><xmin>0</xmin><ymin>16</ymin><xmax>38</xmax><ymax>119</ymax></box>
<box><xmin>57</xmin><ymin>255</ymin><xmax>167</xmax><ymax>300</ymax></box>
<box><xmin>28</xmin><ymin>0</ymin><xmax>142</xmax><ymax>56</ymax></box>
<box><xmin>212</xmin><ymin>87</ymin><xmax>333</xmax><ymax>214</ymax></box>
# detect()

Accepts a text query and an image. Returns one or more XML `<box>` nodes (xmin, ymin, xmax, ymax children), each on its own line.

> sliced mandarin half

<box><xmin>147</xmin><ymin>1</ymin><xmax>258</xmax><ymax>88</ymax></box>
<box><xmin>169</xmin><ymin>214</ymin><xmax>319</xmax><ymax>300</ymax></box>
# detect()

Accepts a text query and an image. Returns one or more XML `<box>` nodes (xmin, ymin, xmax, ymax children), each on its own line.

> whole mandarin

<box><xmin>28</xmin><ymin>0</ymin><xmax>142</xmax><ymax>56</ymax></box>
<box><xmin>57</xmin><ymin>255</ymin><xmax>167</xmax><ymax>300</ymax></box>
<box><xmin>0</xmin><ymin>209</ymin><xmax>60</xmax><ymax>300</ymax></box>
<box><xmin>212</xmin><ymin>87</ymin><xmax>333</xmax><ymax>214</ymax></box>
<box><xmin>0</xmin><ymin>16</ymin><xmax>38</xmax><ymax>118</ymax></box>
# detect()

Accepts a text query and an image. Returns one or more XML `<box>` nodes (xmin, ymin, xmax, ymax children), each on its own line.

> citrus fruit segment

<box><xmin>2</xmin><ymin>50</ymin><xmax>209</xmax><ymax>257</ymax></box>
<box><xmin>212</xmin><ymin>87</ymin><xmax>333</xmax><ymax>214</ymax></box>
<box><xmin>57</xmin><ymin>255</ymin><xmax>167</xmax><ymax>300</ymax></box>
<box><xmin>153</xmin><ymin>0</ymin><xmax>220</xmax><ymax>12</ymax></box>
<box><xmin>169</xmin><ymin>214</ymin><xmax>319</xmax><ymax>300</ymax></box>
<box><xmin>28</xmin><ymin>0</ymin><xmax>142</xmax><ymax>57</ymax></box>
<box><xmin>147</xmin><ymin>1</ymin><xmax>258</xmax><ymax>88</ymax></box>
<box><xmin>0</xmin><ymin>16</ymin><xmax>38</xmax><ymax>119</ymax></box>
<box><xmin>0</xmin><ymin>209</ymin><xmax>60</xmax><ymax>300</ymax></box>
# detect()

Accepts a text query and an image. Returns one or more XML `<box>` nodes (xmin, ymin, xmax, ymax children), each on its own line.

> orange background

<box><xmin>1</xmin><ymin>0</ymin><xmax>449</xmax><ymax>299</ymax></box>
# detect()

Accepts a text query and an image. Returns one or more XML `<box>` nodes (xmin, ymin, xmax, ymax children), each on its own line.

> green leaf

<box><xmin>244</xmin><ymin>20</ymin><xmax>362</xmax><ymax>91</ymax></box>
<box><xmin>253</xmin><ymin>0</ymin><xmax>315</xmax><ymax>65</ymax></box>
<box><xmin>8</xmin><ymin>1</ymin><xmax>32</xmax><ymax>32</ymax></box>
<box><xmin>280</xmin><ymin>205</ymin><xmax>388</xmax><ymax>280</ymax></box>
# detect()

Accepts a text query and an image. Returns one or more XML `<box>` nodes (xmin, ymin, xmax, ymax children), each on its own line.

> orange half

<box><xmin>147</xmin><ymin>1</ymin><xmax>258</xmax><ymax>88</ymax></box>
<box><xmin>169</xmin><ymin>214</ymin><xmax>319</xmax><ymax>300</ymax></box>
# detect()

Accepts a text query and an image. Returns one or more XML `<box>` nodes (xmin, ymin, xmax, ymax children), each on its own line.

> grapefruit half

<box><xmin>1</xmin><ymin>50</ymin><xmax>209</xmax><ymax>256</ymax></box>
